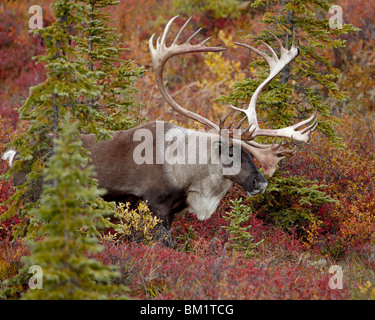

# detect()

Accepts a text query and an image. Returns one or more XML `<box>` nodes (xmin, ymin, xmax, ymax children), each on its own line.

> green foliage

<box><xmin>216</xmin><ymin>0</ymin><xmax>355</xmax><ymax>241</ymax></box>
<box><xmin>222</xmin><ymin>199</ymin><xmax>263</xmax><ymax>259</ymax></box>
<box><xmin>74</xmin><ymin>0</ymin><xmax>145</xmax><ymax>134</ymax></box>
<box><xmin>172</xmin><ymin>0</ymin><xmax>241</xmax><ymax>19</ymax></box>
<box><xmin>1</xmin><ymin>0</ymin><xmax>95</xmax><ymax>236</ymax></box>
<box><xmin>19</xmin><ymin>117</ymin><xmax>126</xmax><ymax>299</ymax></box>
<box><xmin>251</xmin><ymin>171</ymin><xmax>335</xmax><ymax>230</ymax></box>
<box><xmin>2</xmin><ymin>0</ymin><xmax>143</xmax><ymax>236</ymax></box>
<box><xmin>175</xmin><ymin>225</ymin><xmax>198</xmax><ymax>253</ymax></box>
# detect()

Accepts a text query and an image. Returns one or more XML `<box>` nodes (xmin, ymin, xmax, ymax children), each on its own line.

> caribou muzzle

<box><xmin>246</xmin><ymin>179</ymin><xmax>268</xmax><ymax>197</ymax></box>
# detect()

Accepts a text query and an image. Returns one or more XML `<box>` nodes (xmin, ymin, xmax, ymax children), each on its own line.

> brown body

<box><xmin>82</xmin><ymin>121</ymin><xmax>267</xmax><ymax>227</ymax></box>
<box><xmin>7</xmin><ymin>121</ymin><xmax>267</xmax><ymax>228</ymax></box>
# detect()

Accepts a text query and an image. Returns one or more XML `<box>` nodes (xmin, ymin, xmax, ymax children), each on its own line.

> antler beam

<box><xmin>149</xmin><ymin>15</ymin><xmax>226</xmax><ymax>132</ymax></box>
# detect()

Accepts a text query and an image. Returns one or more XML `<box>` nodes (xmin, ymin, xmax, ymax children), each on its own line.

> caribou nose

<box><xmin>249</xmin><ymin>179</ymin><xmax>268</xmax><ymax>196</ymax></box>
<box><xmin>246</xmin><ymin>178</ymin><xmax>268</xmax><ymax>197</ymax></box>
<box><xmin>253</xmin><ymin>178</ymin><xmax>268</xmax><ymax>192</ymax></box>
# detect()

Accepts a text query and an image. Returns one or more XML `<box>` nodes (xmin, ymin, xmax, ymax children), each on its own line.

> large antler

<box><xmin>149</xmin><ymin>15</ymin><xmax>225</xmax><ymax>131</ymax></box>
<box><xmin>230</xmin><ymin>32</ymin><xmax>318</xmax><ymax>143</ymax></box>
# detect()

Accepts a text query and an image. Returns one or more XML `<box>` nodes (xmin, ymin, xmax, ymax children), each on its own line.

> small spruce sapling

<box><xmin>222</xmin><ymin>198</ymin><xmax>263</xmax><ymax>259</ymax></box>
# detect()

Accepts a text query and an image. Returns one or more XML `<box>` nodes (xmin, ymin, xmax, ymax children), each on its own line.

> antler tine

<box><xmin>226</xmin><ymin>112</ymin><xmax>238</xmax><ymax>129</ymax></box>
<box><xmin>159</xmin><ymin>16</ymin><xmax>177</xmax><ymax>47</ymax></box>
<box><xmin>299</xmin><ymin>111</ymin><xmax>318</xmax><ymax>134</ymax></box>
<box><xmin>220</xmin><ymin>109</ymin><xmax>244</xmax><ymax>132</ymax></box>
<box><xmin>172</xmin><ymin>16</ymin><xmax>191</xmax><ymax>46</ymax></box>
<box><xmin>199</xmin><ymin>36</ymin><xmax>213</xmax><ymax>46</ymax></box>
<box><xmin>149</xmin><ymin>16</ymin><xmax>226</xmax><ymax>62</ymax></box>
<box><xmin>233</xmin><ymin>42</ymin><xmax>274</xmax><ymax>66</ymax></box>
<box><xmin>219</xmin><ymin>109</ymin><xmax>258</xmax><ymax>142</ymax></box>
<box><xmin>219</xmin><ymin>110</ymin><xmax>231</xmax><ymax>125</ymax></box>
<box><xmin>284</xmin><ymin>110</ymin><xmax>318</xmax><ymax>139</ymax></box>
<box><xmin>185</xmin><ymin>27</ymin><xmax>203</xmax><ymax>44</ymax></box>
<box><xmin>259</xmin><ymin>40</ymin><xmax>279</xmax><ymax>61</ymax></box>
<box><xmin>219</xmin><ymin>109</ymin><xmax>233</xmax><ymax>129</ymax></box>
<box><xmin>279</xmin><ymin>145</ymin><xmax>298</xmax><ymax>158</ymax></box>
<box><xmin>240</xmin><ymin>124</ymin><xmax>256</xmax><ymax>140</ymax></box>
<box><xmin>235</xmin><ymin>115</ymin><xmax>248</xmax><ymax>129</ymax></box>
<box><xmin>271</xmin><ymin>135</ymin><xmax>279</xmax><ymax>147</ymax></box>
<box><xmin>267</xmin><ymin>31</ymin><xmax>287</xmax><ymax>53</ymax></box>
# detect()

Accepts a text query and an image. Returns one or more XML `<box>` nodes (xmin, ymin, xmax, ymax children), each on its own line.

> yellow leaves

<box><xmin>101</xmin><ymin>201</ymin><xmax>163</xmax><ymax>245</ymax></box>
<box><xmin>297</xmin><ymin>115</ymin><xmax>375</xmax><ymax>251</ymax></box>
<box><xmin>358</xmin><ymin>281</ymin><xmax>375</xmax><ymax>300</ymax></box>
<box><xmin>194</xmin><ymin>31</ymin><xmax>245</xmax><ymax>118</ymax></box>
<box><xmin>303</xmin><ymin>213</ymin><xmax>323</xmax><ymax>249</ymax></box>
<box><xmin>197</xmin><ymin>31</ymin><xmax>245</xmax><ymax>92</ymax></box>
<box><xmin>0</xmin><ymin>241</ymin><xmax>28</xmax><ymax>283</ymax></box>
<box><xmin>331</xmin><ymin>196</ymin><xmax>375</xmax><ymax>248</ymax></box>
<box><xmin>217</xmin><ymin>30</ymin><xmax>235</xmax><ymax>48</ymax></box>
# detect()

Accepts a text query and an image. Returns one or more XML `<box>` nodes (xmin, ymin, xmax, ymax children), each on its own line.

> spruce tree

<box><xmin>222</xmin><ymin>199</ymin><xmax>264</xmax><ymax>259</ymax></box>
<box><xmin>2</xmin><ymin>0</ymin><xmax>143</xmax><ymax>236</ymax></box>
<box><xmin>74</xmin><ymin>0</ymin><xmax>144</xmax><ymax>134</ymax></box>
<box><xmin>218</xmin><ymin>0</ymin><xmax>358</xmax><ymax>233</ymax></box>
<box><xmin>2</xmin><ymin>0</ymin><xmax>100</xmax><ymax>236</ymax></box>
<box><xmin>20</xmin><ymin>117</ymin><xmax>125</xmax><ymax>299</ymax></box>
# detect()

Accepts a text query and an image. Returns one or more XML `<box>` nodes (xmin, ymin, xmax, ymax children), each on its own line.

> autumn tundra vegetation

<box><xmin>0</xmin><ymin>0</ymin><xmax>374</xmax><ymax>300</ymax></box>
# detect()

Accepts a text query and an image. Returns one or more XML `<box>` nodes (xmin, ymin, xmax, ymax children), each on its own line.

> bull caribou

<box><xmin>2</xmin><ymin>16</ymin><xmax>317</xmax><ymax>228</ymax></box>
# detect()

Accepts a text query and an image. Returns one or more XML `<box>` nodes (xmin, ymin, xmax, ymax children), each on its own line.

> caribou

<box><xmin>2</xmin><ymin>16</ymin><xmax>317</xmax><ymax>228</ymax></box>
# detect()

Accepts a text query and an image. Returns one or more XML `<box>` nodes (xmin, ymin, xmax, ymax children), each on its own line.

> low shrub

<box><xmin>97</xmin><ymin>241</ymin><xmax>350</xmax><ymax>299</ymax></box>
<box><xmin>100</xmin><ymin>202</ymin><xmax>165</xmax><ymax>245</ymax></box>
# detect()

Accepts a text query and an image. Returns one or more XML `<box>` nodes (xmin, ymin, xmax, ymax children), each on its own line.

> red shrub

<box><xmin>97</xmin><ymin>241</ymin><xmax>350</xmax><ymax>300</ymax></box>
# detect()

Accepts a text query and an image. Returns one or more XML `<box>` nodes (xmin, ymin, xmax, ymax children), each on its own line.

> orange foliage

<box><xmin>334</xmin><ymin>0</ymin><xmax>375</xmax><ymax>112</ymax></box>
<box><xmin>285</xmin><ymin>115</ymin><xmax>375</xmax><ymax>254</ymax></box>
